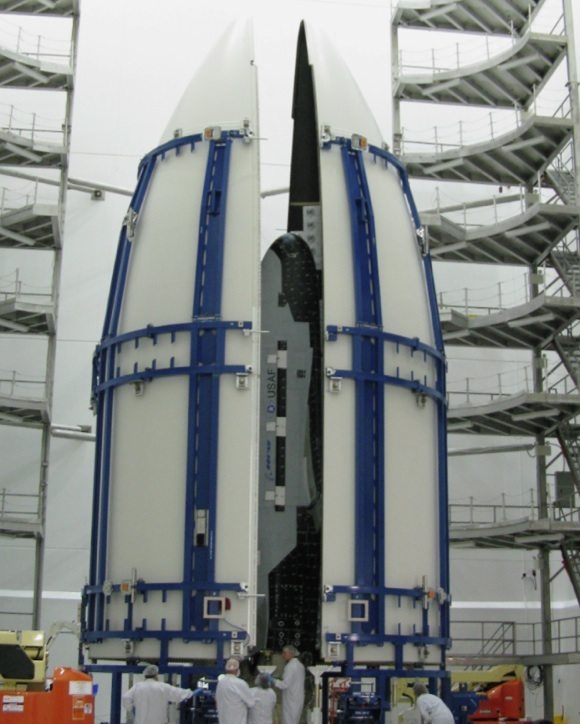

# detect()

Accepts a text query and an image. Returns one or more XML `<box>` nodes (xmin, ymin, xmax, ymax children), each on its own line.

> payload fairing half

<box><xmin>82</xmin><ymin>16</ymin><xmax>450</xmax><ymax>715</ymax></box>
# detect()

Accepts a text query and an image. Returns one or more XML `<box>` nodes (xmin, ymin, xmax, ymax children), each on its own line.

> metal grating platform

<box><xmin>448</xmin><ymin>652</ymin><xmax>580</xmax><ymax>666</ymax></box>
<box><xmin>0</xmin><ymin>516</ymin><xmax>42</xmax><ymax>538</ymax></box>
<box><xmin>0</xmin><ymin>0</ymin><xmax>77</xmax><ymax>15</ymax></box>
<box><xmin>451</xmin><ymin>516</ymin><xmax>580</xmax><ymax>550</ymax></box>
<box><xmin>448</xmin><ymin>391</ymin><xmax>580</xmax><ymax>437</ymax></box>
<box><xmin>426</xmin><ymin>202</ymin><xmax>579</xmax><ymax>265</ymax></box>
<box><xmin>395</xmin><ymin>33</ymin><xmax>566</xmax><ymax>109</ymax></box>
<box><xmin>392</xmin><ymin>0</ymin><xmax>545</xmax><ymax>35</ymax></box>
<box><xmin>0</xmin><ymin>202</ymin><xmax>60</xmax><ymax>249</ymax></box>
<box><xmin>401</xmin><ymin>114</ymin><xmax>572</xmax><ymax>185</ymax></box>
<box><xmin>0</xmin><ymin>45</ymin><xmax>72</xmax><ymax>90</ymax></box>
<box><xmin>0</xmin><ymin>393</ymin><xmax>49</xmax><ymax>427</ymax></box>
<box><xmin>0</xmin><ymin>297</ymin><xmax>54</xmax><ymax>333</ymax></box>
<box><xmin>441</xmin><ymin>294</ymin><xmax>580</xmax><ymax>348</ymax></box>
<box><xmin>0</xmin><ymin>131</ymin><xmax>65</xmax><ymax>168</ymax></box>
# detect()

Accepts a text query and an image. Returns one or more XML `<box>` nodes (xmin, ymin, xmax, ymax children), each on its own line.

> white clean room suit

<box><xmin>274</xmin><ymin>658</ymin><xmax>305</xmax><ymax>724</ymax></box>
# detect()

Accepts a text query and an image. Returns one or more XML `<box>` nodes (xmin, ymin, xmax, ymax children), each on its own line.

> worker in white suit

<box><xmin>249</xmin><ymin>673</ymin><xmax>277</xmax><ymax>724</ymax></box>
<box><xmin>273</xmin><ymin>645</ymin><xmax>305</xmax><ymax>724</ymax></box>
<box><xmin>412</xmin><ymin>682</ymin><xmax>454</xmax><ymax>724</ymax></box>
<box><xmin>122</xmin><ymin>664</ymin><xmax>193</xmax><ymax>724</ymax></box>
<box><xmin>216</xmin><ymin>658</ymin><xmax>255</xmax><ymax>724</ymax></box>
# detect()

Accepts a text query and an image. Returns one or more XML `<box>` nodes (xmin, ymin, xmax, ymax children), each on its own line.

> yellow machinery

<box><xmin>0</xmin><ymin>630</ymin><xmax>94</xmax><ymax>723</ymax></box>
<box><xmin>0</xmin><ymin>630</ymin><xmax>47</xmax><ymax>692</ymax></box>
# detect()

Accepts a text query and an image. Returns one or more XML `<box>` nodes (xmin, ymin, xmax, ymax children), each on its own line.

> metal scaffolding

<box><xmin>393</xmin><ymin>0</ymin><xmax>580</xmax><ymax>718</ymax></box>
<box><xmin>0</xmin><ymin>0</ymin><xmax>79</xmax><ymax>628</ymax></box>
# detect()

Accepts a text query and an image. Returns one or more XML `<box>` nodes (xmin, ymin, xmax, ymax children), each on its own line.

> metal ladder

<box><xmin>553</xmin><ymin>336</ymin><xmax>580</xmax><ymax>389</ymax></box>
<box><xmin>554</xmin><ymin>424</ymin><xmax>580</xmax><ymax>605</ymax></box>
<box><xmin>550</xmin><ymin>249</ymin><xmax>580</xmax><ymax>298</ymax></box>
<box><xmin>546</xmin><ymin>169</ymin><xmax>577</xmax><ymax>205</ymax></box>
<box><xmin>463</xmin><ymin>622</ymin><xmax>516</xmax><ymax>671</ymax></box>
<box><xmin>560</xmin><ymin>543</ymin><xmax>580</xmax><ymax>605</ymax></box>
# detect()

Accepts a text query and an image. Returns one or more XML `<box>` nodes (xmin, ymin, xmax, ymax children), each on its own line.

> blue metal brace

<box><xmin>339</xmin><ymin>138</ymin><xmax>385</xmax><ymax>639</ymax></box>
<box><xmin>322</xmin><ymin>136</ymin><xmax>450</xmax><ymax>671</ymax></box>
<box><xmin>185</xmin><ymin>133</ymin><xmax>233</xmax><ymax>632</ymax></box>
<box><xmin>85</xmin><ymin>129</ymin><xmax>254</xmax><ymax>656</ymax></box>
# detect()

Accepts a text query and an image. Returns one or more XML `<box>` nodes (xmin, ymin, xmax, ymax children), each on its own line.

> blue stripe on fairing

<box><xmin>185</xmin><ymin>136</ymin><xmax>233</xmax><ymax>633</ymax></box>
<box><xmin>89</xmin><ymin>134</ymin><xmax>205</xmax><ymax>630</ymax></box>
<box><xmin>369</xmin><ymin>143</ymin><xmax>450</xmax><ymax>641</ymax></box>
<box><xmin>323</xmin><ymin>136</ymin><xmax>450</xmax><ymax>670</ymax></box>
<box><xmin>85</xmin><ymin>130</ymin><xmax>253</xmax><ymax>653</ymax></box>
<box><xmin>339</xmin><ymin>138</ymin><xmax>384</xmax><ymax>640</ymax></box>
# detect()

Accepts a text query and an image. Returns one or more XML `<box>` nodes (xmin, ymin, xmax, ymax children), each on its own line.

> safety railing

<box><xmin>0</xmin><ymin>17</ymin><xmax>72</xmax><ymax>64</ymax></box>
<box><xmin>400</xmin><ymin>95</ymin><xmax>570</xmax><ymax>155</ymax></box>
<box><xmin>0</xmin><ymin>489</ymin><xmax>41</xmax><ymax>522</ymax></box>
<box><xmin>397</xmin><ymin>33</ymin><xmax>514</xmax><ymax>76</ymax></box>
<box><xmin>429</xmin><ymin>187</ymin><xmax>533</xmax><ymax>227</ymax></box>
<box><xmin>450</xmin><ymin>491</ymin><xmax>580</xmax><ymax>527</ymax></box>
<box><xmin>0</xmin><ymin>180</ymin><xmax>58</xmax><ymax>212</ymax></box>
<box><xmin>0</xmin><ymin>269</ymin><xmax>53</xmax><ymax>305</ymax></box>
<box><xmin>396</xmin><ymin>13</ymin><xmax>565</xmax><ymax>77</ymax></box>
<box><xmin>554</xmin><ymin>503</ymin><xmax>580</xmax><ymax>523</ymax></box>
<box><xmin>0</xmin><ymin>269</ymin><xmax>53</xmax><ymax>306</ymax></box>
<box><xmin>426</xmin><ymin>152</ymin><xmax>576</xmax><ymax>233</ymax></box>
<box><xmin>555</xmin><ymin>228</ymin><xmax>580</xmax><ymax>258</ymax></box>
<box><xmin>450</xmin><ymin>615</ymin><xmax>580</xmax><ymax>659</ymax></box>
<box><xmin>447</xmin><ymin>366</ymin><xmax>531</xmax><ymax>405</ymax></box>
<box><xmin>0</xmin><ymin>371</ymin><xmax>46</xmax><ymax>400</ymax></box>
<box><xmin>446</xmin><ymin>348</ymin><xmax>580</xmax><ymax>405</ymax></box>
<box><xmin>450</xmin><ymin>491</ymin><xmax>539</xmax><ymax>526</ymax></box>
<box><xmin>438</xmin><ymin>270</ymin><xmax>572</xmax><ymax>316</ymax></box>
<box><xmin>450</xmin><ymin>621</ymin><xmax>518</xmax><ymax>658</ymax></box>
<box><xmin>544</xmin><ymin>348</ymin><xmax>580</xmax><ymax>396</ymax></box>
<box><xmin>0</xmin><ymin>102</ymin><xmax>66</xmax><ymax>146</ymax></box>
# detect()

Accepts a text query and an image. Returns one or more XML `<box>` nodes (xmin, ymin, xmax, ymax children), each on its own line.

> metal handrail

<box><xmin>0</xmin><ymin>268</ymin><xmax>53</xmax><ymax>304</ymax></box>
<box><xmin>450</xmin><ymin>497</ymin><xmax>537</xmax><ymax>526</ymax></box>
<box><xmin>438</xmin><ymin>273</ymin><xmax>573</xmax><ymax>315</ymax></box>
<box><xmin>447</xmin><ymin>352</ymin><xmax>580</xmax><ymax>404</ymax></box>
<box><xmin>450</xmin><ymin>616</ymin><xmax>580</xmax><ymax>658</ymax></box>
<box><xmin>0</xmin><ymin>372</ymin><xmax>46</xmax><ymax>399</ymax></box>
<box><xmin>0</xmin><ymin>488</ymin><xmax>41</xmax><ymax>520</ymax></box>
<box><xmin>396</xmin><ymin>14</ymin><xmax>565</xmax><ymax>77</ymax></box>
<box><xmin>450</xmin><ymin>620</ymin><xmax>518</xmax><ymax>657</ymax></box>
<box><xmin>0</xmin><ymin>103</ymin><xmax>65</xmax><ymax>146</ymax></box>
<box><xmin>450</xmin><ymin>498</ymin><xmax>580</xmax><ymax>526</ymax></box>
<box><xmin>0</xmin><ymin>19</ymin><xmax>72</xmax><ymax>65</ymax></box>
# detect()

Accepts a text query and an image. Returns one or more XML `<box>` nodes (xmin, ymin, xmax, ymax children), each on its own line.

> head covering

<box><xmin>143</xmin><ymin>665</ymin><xmax>159</xmax><ymax>678</ymax></box>
<box><xmin>282</xmin><ymin>644</ymin><xmax>300</xmax><ymax>657</ymax></box>
<box><xmin>413</xmin><ymin>682</ymin><xmax>428</xmax><ymax>697</ymax></box>
<box><xmin>256</xmin><ymin>673</ymin><xmax>271</xmax><ymax>689</ymax></box>
<box><xmin>225</xmin><ymin>659</ymin><xmax>240</xmax><ymax>673</ymax></box>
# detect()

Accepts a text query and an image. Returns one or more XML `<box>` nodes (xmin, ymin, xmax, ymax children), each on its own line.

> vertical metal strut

<box><xmin>184</xmin><ymin>136</ymin><xmax>233</xmax><ymax>631</ymax></box>
<box><xmin>340</xmin><ymin>140</ymin><xmax>385</xmax><ymax>635</ymax></box>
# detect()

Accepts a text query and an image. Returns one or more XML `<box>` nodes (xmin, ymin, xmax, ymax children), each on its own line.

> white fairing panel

<box><xmin>90</xmin><ymin>20</ymin><xmax>260</xmax><ymax>662</ymax></box>
<box><xmin>304</xmin><ymin>22</ymin><xmax>443</xmax><ymax>664</ymax></box>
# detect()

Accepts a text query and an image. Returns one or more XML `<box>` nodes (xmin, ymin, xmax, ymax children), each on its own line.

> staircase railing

<box><xmin>450</xmin><ymin>616</ymin><xmax>580</xmax><ymax>660</ymax></box>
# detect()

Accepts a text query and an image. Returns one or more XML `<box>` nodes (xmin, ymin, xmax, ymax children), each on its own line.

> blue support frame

<box><xmin>186</xmin><ymin>135</ymin><xmax>232</xmax><ymax>632</ymax></box>
<box><xmin>84</xmin><ymin>130</ymin><xmax>253</xmax><ymax>666</ymax></box>
<box><xmin>339</xmin><ymin>140</ymin><xmax>384</xmax><ymax>640</ymax></box>
<box><xmin>322</xmin><ymin>137</ymin><xmax>450</xmax><ymax>690</ymax></box>
<box><xmin>110</xmin><ymin>670</ymin><xmax>123</xmax><ymax>724</ymax></box>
